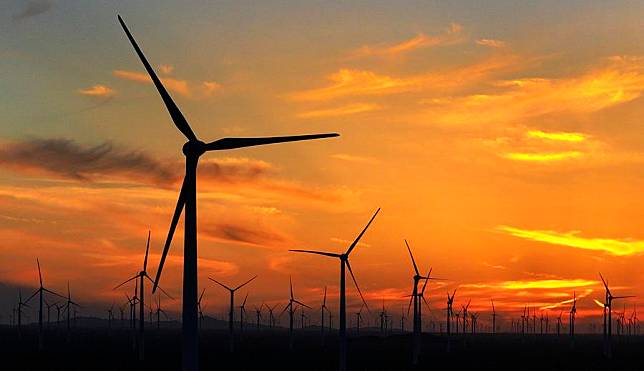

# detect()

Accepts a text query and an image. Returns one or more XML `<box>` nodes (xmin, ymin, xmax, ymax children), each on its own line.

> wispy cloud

<box><xmin>296</xmin><ymin>103</ymin><xmax>380</xmax><ymax>118</ymax></box>
<box><xmin>78</xmin><ymin>84</ymin><xmax>116</xmax><ymax>98</ymax></box>
<box><xmin>113</xmin><ymin>69</ymin><xmax>190</xmax><ymax>96</ymax></box>
<box><xmin>502</xmin><ymin>151</ymin><xmax>582</xmax><ymax>162</ymax></box>
<box><xmin>349</xmin><ymin>23</ymin><xmax>464</xmax><ymax>58</ymax></box>
<box><xmin>476</xmin><ymin>38</ymin><xmax>506</xmax><ymax>48</ymax></box>
<box><xmin>464</xmin><ymin>279</ymin><xmax>595</xmax><ymax>290</ymax></box>
<box><xmin>0</xmin><ymin>138</ymin><xmax>176</xmax><ymax>185</ymax></box>
<box><xmin>527</xmin><ymin>130</ymin><xmax>587</xmax><ymax>142</ymax></box>
<box><xmin>498</xmin><ymin>225</ymin><xmax>644</xmax><ymax>256</ymax></box>
<box><xmin>158</xmin><ymin>64</ymin><xmax>174</xmax><ymax>75</ymax></box>
<box><xmin>291</xmin><ymin>54</ymin><xmax>524</xmax><ymax>102</ymax></box>
<box><xmin>202</xmin><ymin>222</ymin><xmax>288</xmax><ymax>248</ymax></box>
<box><xmin>12</xmin><ymin>0</ymin><xmax>52</xmax><ymax>21</ymax></box>
<box><xmin>421</xmin><ymin>56</ymin><xmax>644</xmax><ymax>125</ymax></box>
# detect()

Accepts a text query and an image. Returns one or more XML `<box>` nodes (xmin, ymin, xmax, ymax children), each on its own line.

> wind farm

<box><xmin>3</xmin><ymin>1</ymin><xmax>644</xmax><ymax>371</ymax></box>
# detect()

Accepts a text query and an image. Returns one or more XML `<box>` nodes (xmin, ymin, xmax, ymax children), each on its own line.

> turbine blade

<box><xmin>198</xmin><ymin>288</ymin><xmax>206</xmax><ymax>304</ymax></box>
<box><xmin>43</xmin><ymin>288</ymin><xmax>66</xmax><ymax>300</ymax></box>
<box><xmin>613</xmin><ymin>295</ymin><xmax>636</xmax><ymax>300</ymax></box>
<box><xmin>204</xmin><ymin>133</ymin><xmax>339</xmax><ymax>151</ymax></box>
<box><xmin>346</xmin><ymin>259</ymin><xmax>369</xmax><ymax>312</ymax></box>
<box><xmin>117</xmin><ymin>15</ymin><xmax>197</xmax><ymax>141</ymax></box>
<box><xmin>422</xmin><ymin>296</ymin><xmax>430</xmax><ymax>311</ymax></box>
<box><xmin>290</xmin><ymin>276</ymin><xmax>294</xmax><ymax>300</ymax></box>
<box><xmin>323</xmin><ymin>286</ymin><xmax>327</xmax><ymax>306</ymax></box>
<box><xmin>405</xmin><ymin>239</ymin><xmax>420</xmax><ymax>276</ymax></box>
<box><xmin>208</xmin><ymin>277</ymin><xmax>232</xmax><ymax>291</ymax></box>
<box><xmin>289</xmin><ymin>249</ymin><xmax>341</xmax><ymax>258</ymax></box>
<box><xmin>407</xmin><ymin>293</ymin><xmax>413</xmax><ymax>316</ymax></box>
<box><xmin>599</xmin><ymin>272</ymin><xmax>610</xmax><ymax>295</ymax></box>
<box><xmin>346</xmin><ymin>208</ymin><xmax>380</xmax><ymax>256</ymax></box>
<box><xmin>234</xmin><ymin>275</ymin><xmax>258</xmax><ymax>291</ymax></box>
<box><xmin>293</xmin><ymin>300</ymin><xmax>311</xmax><ymax>309</ymax></box>
<box><xmin>25</xmin><ymin>289</ymin><xmax>39</xmax><ymax>304</ymax></box>
<box><xmin>143</xmin><ymin>230</ymin><xmax>151</xmax><ymax>272</ymax></box>
<box><xmin>145</xmin><ymin>274</ymin><xmax>174</xmax><ymax>299</ymax></box>
<box><xmin>241</xmin><ymin>292</ymin><xmax>249</xmax><ymax>307</ymax></box>
<box><xmin>420</xmin><ymin>268</ymin><xmax>431</xmax><ymax>294</ymax></box>
<box><xmin>114</xmin><ymin>274</ymin><xmax>139</xmax><ymax>290</ymax></box>
<box><xmin>153</xmin><ymin>177</ymin><xmax>187</xmax><ymax>293</ymax></box>
<box><xmin>37</xmin><ymin>258</ymin><xmax>43</xmax><ymax>287</ymax></box>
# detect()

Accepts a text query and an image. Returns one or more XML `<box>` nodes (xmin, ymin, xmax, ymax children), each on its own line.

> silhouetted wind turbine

<box><xmin>63</xmin><ymin>282</ymin><xmax>80</xmax><ymax>342</ymax></box>
<box><xmin>446</xmin><ymin>289</ymin><xmax>456</xmax><ymax>345</ymax></box>
<box><xmin>209</xmin><ymin>276</ymin><xmax>257</xmax><ymax>352</ymax></box>
<box><xmin>25</xmin><ymin>259</ymin><xmax>65</xmax><ymax>350</ymax></box>
<box><xmin>239</xmin><ymin>293</ymin><xmax>249</xmax><ymax>335</ymax></box>
<box><xmin>154</xmin><ymin>293</ymin><xmax>169</xmax><ymax>329</ymax></box>
<box><xmin>254</xmin><ymin>304</ymin><xmax>263</xmax><ymax>331</ymax></box>
<box><xmin>599</xmin><ymin>272</ymin><xmax>634</xmax><ymax>357</ymax></box>
<box><xmin>569</xmin><ymin>292</ymin><xmax>577</xmax><ymax>338</ymax></box>
<box><xmin>321</xmin><ymin>286</ymin><xmax>329</xmax><ymax>344</ymax></box>
<box><xmin>116</xmin><ymin>14</ymin><xmax>339</xmax><ymax>371</ymax></box>
<box><xmin>491</xmin><ymin>299</ymin><xmax>497</xmax><ymax>335</ymax></box>
<box><xmin>290</xmin><ymin>208</ymin><xmax>379</xmax><ymax>371</ymax></box>
<box><xmin>114</xmin><ymin>231</ymin><xmax>172</xmax><ymax>360</ymax></box>
<box><xmin>197</xmin><ymin>288</ymin><xmax>206</xmax><ymax>329</ymax></box>
<box><xmin>281</xmin><ymin>277</ymin><xmax>310</xmax><ymax>351</ymax></box>
<box><xmin>17</xmin><ymin>289</ymin><xmax>30</xmax><ymax>338</ymax></box>
<box><xmin>404</xmin><ymin>240</ymin><xmax>433</xmax><ymax>365</ymax></box>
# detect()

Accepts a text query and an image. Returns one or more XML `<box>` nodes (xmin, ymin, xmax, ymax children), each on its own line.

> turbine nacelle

<box><xmin>182</xmin><ymin>140</ymin><xmax>206</xmax><ymax>157</ymax></box>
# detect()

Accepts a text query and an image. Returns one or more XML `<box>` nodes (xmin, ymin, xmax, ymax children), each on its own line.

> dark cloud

<box><xmin>0</xmin><ymin>138</ymin><xmax>177</xmax><ymax>185</ymax></box>
<box><xmin>12</xmin><ymin>0</ymin><xmax>53</xmax><ymax>21</ymax></box>
<box><xmin>202</xmin><ymin>223</ymin><xmax>287</xmax><ymax>247</ymax></box>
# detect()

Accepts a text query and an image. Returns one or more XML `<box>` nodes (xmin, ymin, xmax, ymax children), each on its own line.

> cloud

<box><xmin>330</xmin><ymin>237</ymin><xmax>370</xmax><ymax>248</ymax></box>
<box><xmin>476</xmin><ymin>38</ymin><xmax>506</xmax><ymax>48</ymax></box>
<box><xmin>202</xmin><ymin>81</ymin><xmax>222</xmax><ymax>95</ymax></box>
<box><xmin>349</xmin><ymin>23</ymin><xmax>464</xmax><ymax>58</ymax></box>
<box><xmin>290</xmin><ymin>54</ymin><xmax>526</xmax><ymax>102</ymax></box>
<box><xmin>498</xmin><ymin>225</ymin><xmax>644</xmax><ymax>256</ymax></box>
<box><xmin>12</xmin><ymin>0</ymin><xmax>52</xmax><ymax>20</ymax></box>
<box><xmin>0</xmin><ymin>138</ymin><xmax>176</xmax><ymax>185</ymax></box>
<box><xmin>202</xmin><ymin>222</ymin><xmax>288</xmax><ymax>248</ymax></box>
<box><xmin>113</xmin><ymin>69</ymin><xmax>190</xmax><ymax>96</ymax></box>
<box><xmin>296</xmin><ymin>103</ymin><xmax>381</xmax><ymax>118</ymax></box>
<box><xmin>78</xmin><ymin>84</ymin><xmax>116</xmax><ymax>98</ymax></box>
<box><xmin>330</xmin><ymin>153</ymin><xmax>378</xmax><ymax>164</ymax></box>
<box><xmin>421</xmin><ymin>56</ymin><xmax>644</xmax><ymax>125</ymax></box>
<box><xmin>502</xmin><ymin>151</ymin><xmax>582</xmax><ymax>162</ymax></box>
<box><xmin>527</xmin><ymin>130</ymin><xmax>587</xmax><ymax>142</ymax></box>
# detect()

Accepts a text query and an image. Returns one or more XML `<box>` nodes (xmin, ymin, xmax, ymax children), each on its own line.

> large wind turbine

<box><xmin>320</xmin><ymin>286</ymin><xmax>329</xmax><ymax>344</ymax></box>
<box><xmin>599</xmin><ymin>273</ymin><xmax>634</xmax><ymax>357</ymax></box>
<box><xmin>209</xmin><ymin>276</ymin><xmax>257</xmax><ymax>352</ymax></box>
<box><xmin>114</xmin><ymin>231</ymin><xmax>172</xmax><ymax>361</ymax></box>
<box><xmin>25</xmin><ymin>259</ymin><xmax>65</xmax><ymax>350</ymax></box>
<box><xmin>63</xmin><ymin>282</ymin><xmax>80</xmax><ymax>342</ymax></box>
<box><xmin>116</xmin><ymin>15</ymin><xmax>338</xmax><ymax>371</ymax></box>
<box><xmin>290</xmin><ymin>208</ymin><xmax>379</xmax><ymax>371</ymax></box>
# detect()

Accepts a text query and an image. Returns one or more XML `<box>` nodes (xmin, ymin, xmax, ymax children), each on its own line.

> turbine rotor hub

<box><xmin>182</xmin><ymin>140</ymin><xmax>206</xmax><ymax>157</ymax></box>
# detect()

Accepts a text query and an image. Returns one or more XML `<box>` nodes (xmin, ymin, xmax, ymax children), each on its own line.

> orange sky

<box><xmin>2</xmin><ymin>1</ymin><xmax>644</xmax><ymax>327</ymax></box>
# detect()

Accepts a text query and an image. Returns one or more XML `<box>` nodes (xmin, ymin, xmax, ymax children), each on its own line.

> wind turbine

<box><xmin>25</xmin><ymin>259</ymin><xmax>65</xmax><ymax>350</ymax></box>
<box><xmin>557</xmin><ymin>311</ymin><xmax>563</xmax><ymax>336</ymax></box>
<box><xmin>491</xmin><ymin>299</ymin><xmax>497</xmax><ymax>335</ymax></box>
<box><xmin>290</xmin><ymin>208</ymin><xmax>379</xmax><ymax>371</ymax></box>
<box><xmin>355</xmin><ymin>304</ymin><xmax>365</xmax><ymax>335</ymax></box>
<box><xmin>197</xmin><ymin>288</ymin><xmax>205</xmax><ymax>330</ymax></box>
<box><xmin>63</xmin><ymin>282</ymin><xmax>80</xmax><ymax>342</ymax></box>
<box><xmin>239</xmin><ymin>293</ymin><xmax>249</xmax><ymax>335</ymax></box>
<box><xmin>254</xmin><ymin>304</ymin><xmax>263</xmax><ymax>331</ymax></box>
<box><xmin>462</xmin><ymin>300</ymin><xmax>471</xmax><ymax>335</ymax></box>
<box><xmin>114</xmin><ymin>232</ymin><xmax>172</xmax><ymax>360</ymax></box>
<box><xmin>281</xmin><ymin>276</ymin><xmax>310</xmax><ymax>351</ymax></box>
<box><xmin>116</xmin><ymin>15</ymin><xmax>339</xmax><ymax>371</ymax></box>
<box><xmin>17</xmin><ymin>289</ymin><xmax>30</xmax><ymax>338</ymax></box>
<box><xmin>267</xmin><ymin>303</ymin><xmax>279</xmax><ymax>329</ymax></box>
<box><xmin>154</xmin><ymin>293</ymin><xmax>169</xmax><ymax>329</ymax></box>
<box><xmin>446</xmin><ymin>289</ymin><xmax>456</xmax><ymax>339</ymax></box>
<box><xmin>599</xmin><ymin>272</ymin><xmax>634</xmax><ymax>357</ymax></box>
<box><xmin>321</xmin><ymin>286</ymin><xmax>329</xmax><ymax>344</ymax></box>
<box><xmin>404</xmin><ymin>240</ymin><xmax>432</xmax><ymax>364</ymax></box>
<box><xmin>569</xmin><ymin>292</ymin><xmax>576</xmax><ymax>338</ymax></box>
<box><xmin>209</xmin><ymin>275</ymin><xmax>257</xmax><ymax>352</ymax></box>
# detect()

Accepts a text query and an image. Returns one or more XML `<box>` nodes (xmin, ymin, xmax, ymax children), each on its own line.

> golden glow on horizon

<box><xmin>498</xmin><ymin>226</ymin><xmax>644</xmax><ymax>256</ymax></box>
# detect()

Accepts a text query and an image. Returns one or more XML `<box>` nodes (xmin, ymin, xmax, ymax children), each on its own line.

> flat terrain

<box><xmin>2</xmin><ymin>324</ymin><xmax>644</xmax><ymax>370</ymax></box>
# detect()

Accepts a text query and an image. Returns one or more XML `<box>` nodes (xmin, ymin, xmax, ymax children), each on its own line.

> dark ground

<box><xmin>2</xmin><ymin>324</ymin><xmax>644</xmax><ymax>370</ymax></box>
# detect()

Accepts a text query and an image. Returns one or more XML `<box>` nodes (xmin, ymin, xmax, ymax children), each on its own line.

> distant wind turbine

<box><xmin>25</xmin><ymin>259</ymin><xmax>65</xmax><ymax>350</ymax></box>
<box><xmin>290</xmin><ymin>208</ymin><xmax>379</xmax><ymax>371</ymax></box>
<box><xmin>209</xmin><ymin>276</ymin><xmax>257</xmax><ymax>352</ymax></box>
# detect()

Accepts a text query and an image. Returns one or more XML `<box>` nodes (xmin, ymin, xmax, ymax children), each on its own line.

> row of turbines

<box><xmin>6</xmin><ymin>14</ymin><xmax>640</xmax><ymax>371</ymax></box>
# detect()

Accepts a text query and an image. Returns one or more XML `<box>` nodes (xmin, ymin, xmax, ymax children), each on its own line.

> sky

<box><xmin>2</xmin><ymin>0</ymin><xmax>644</xmax><ymax>329</ymax></box>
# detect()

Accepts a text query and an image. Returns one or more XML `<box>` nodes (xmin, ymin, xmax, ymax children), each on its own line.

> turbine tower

<box><xmin>116</xmin><ymin>15</ymin><xmax>339</xmax><ymax>371</ymax></box>
<box><xmin>290</xmin><ymin>208</ymin><xmax>379</xmax><ymax>371</ymax></box>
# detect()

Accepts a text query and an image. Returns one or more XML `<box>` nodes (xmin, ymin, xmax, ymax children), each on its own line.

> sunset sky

<box><xmin>2</xmin><ymin>0</ymin><xmax>644</xmax><ymax>327</ymax></box>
